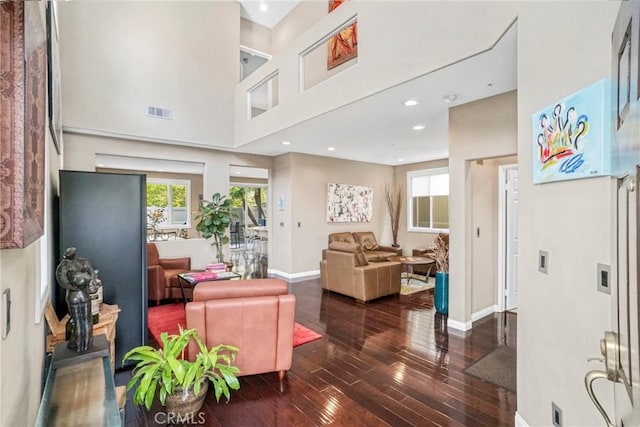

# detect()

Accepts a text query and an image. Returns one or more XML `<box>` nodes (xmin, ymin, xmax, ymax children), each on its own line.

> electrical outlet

<box><xmin>597</xmin><ymin>263</ymin><xmax>611</xmax><ymax>294</ymax></box>
<box><xmin>539</xmin><ymin>250</ymin><xmax>549</xmax><ymax>274</ymax></box>
<box><xmin>552</xmin><ymin>402</ymin><xmax>562</xmax><ymax>427</ymax></box>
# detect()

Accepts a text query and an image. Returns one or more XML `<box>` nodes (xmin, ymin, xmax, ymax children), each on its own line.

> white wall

<box><xmin>240</xmin><ymin>17</ymin><xmax>272</xmax><ymax>55</ymax></box>
<box><xmin>293</xmin><ymin>153</ymin><xmax>394</xmax><ymax>274</ymax></box>
<box><xmin>58</xmin><ymin>1</ymin><xmax>240</xmax><ymax>148</ymax></box>
<box><xmin>516</xmin><ymin>3</ymin><xmax>619</xmax><ymax>425</ymax></box>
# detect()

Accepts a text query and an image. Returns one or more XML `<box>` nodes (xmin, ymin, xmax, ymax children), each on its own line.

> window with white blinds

<box><xmin>407</xmin><ymin>168</ymin><xmax>449</xmax><ymax>231</ymax></box>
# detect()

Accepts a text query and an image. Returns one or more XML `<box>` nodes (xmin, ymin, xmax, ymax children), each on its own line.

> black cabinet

<box><xmin>57</xmin><ymin>170</ymin><xmax>147</xmax><ymax>370</ymax></box>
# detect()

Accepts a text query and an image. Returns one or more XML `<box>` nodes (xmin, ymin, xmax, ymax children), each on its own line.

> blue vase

<box><xmin>435</xmin><ymin>271</ymin><xmax>449</xmax><ymax>315</ymax></box>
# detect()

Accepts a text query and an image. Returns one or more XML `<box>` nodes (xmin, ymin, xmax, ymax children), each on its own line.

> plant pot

<box><xmin>165</xmin><ymin>381</ymin><xmax>208</xmax><ymax>419</ymax></box>
<box><xmin>434</xmin><ymin>271</ymin><xmax>449</xmax><ymax>315</ymax></box>
<box><xmin>225</xmin><ymin>262</ymin><xmax>234</xmax><ymax>272</ymax></box>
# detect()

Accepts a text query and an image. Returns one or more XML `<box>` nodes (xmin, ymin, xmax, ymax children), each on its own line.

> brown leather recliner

<box><xmin>185</xmin><ymin>279</ymin><xmax>296</xmax><ymax>381</ymax></box>
<box><xmin>327</xmin><ymin>231</ymin><xmax>401</xmax><ymax>262</ymax></box>
<box><xmin>320</xmin><ymin>241</ymin><xmax>401</xmax><ymax>302</ymax></box>
<box><xmin>147</xmin><ymin>242</ymin><xmax>191</xmax><ymax>305</ymax></box>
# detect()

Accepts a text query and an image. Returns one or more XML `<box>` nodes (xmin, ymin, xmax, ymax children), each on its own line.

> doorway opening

<box><xmin>228</xmin><ymin>166</ymin><xmax>269</xmax><ymax>278</ymax></box>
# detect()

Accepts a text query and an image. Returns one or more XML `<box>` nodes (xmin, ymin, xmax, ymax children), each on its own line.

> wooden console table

<box><xmin>45</xmin><ymin>303</ymin><xmax>120</xmax><ymax>373</ymax></box>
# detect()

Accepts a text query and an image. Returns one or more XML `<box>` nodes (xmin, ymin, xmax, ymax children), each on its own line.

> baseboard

<box><xmin>514</xmin><ymin>412</ymin><xmax>529</xmax><ymax>427</ymax></box>
<box><xmin>471</xmin><ymin>305</ymin><xmax>498</xmax><ymax>322</ymax></box>
<box><xmin>268</xmin><ymin>269</ymin><xmax>320</xmax><ymax>282</ymax></box>
<box><xmin>447</xmin><ymin>318</ymin><xmax>472</xmax><ymax>332</ymax></box>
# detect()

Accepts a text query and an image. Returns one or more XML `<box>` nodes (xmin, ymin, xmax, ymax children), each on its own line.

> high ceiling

<box><xmin>236</xmin><ymin>22</ymin><xmax>517</xmax><ymax>166</ymax></box>
<box><xmin>239</xmin><ymin>0</ymin><xmax>300</xmax><ymax>28</ymax></box>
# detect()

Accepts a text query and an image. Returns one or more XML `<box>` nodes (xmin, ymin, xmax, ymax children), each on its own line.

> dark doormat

<box><xmin>464</xmin><ymin>345</ymin><xmax>516</xmax><ymax>392</ymax></box>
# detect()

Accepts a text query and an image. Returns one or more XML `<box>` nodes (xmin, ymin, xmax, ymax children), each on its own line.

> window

<box><xmin>407</xmin><ymin>168</ymin><xmax>449</xmax><ymax>231</ymax></box>
<box><xmin>146</xmin><ymin>178</ymin><xmax>190</xmax><ymax>228</ymax></box>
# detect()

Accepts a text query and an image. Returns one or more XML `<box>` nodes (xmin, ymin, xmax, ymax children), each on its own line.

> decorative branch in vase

<box><xmin>385</xmin><ymin>184</ymin><xmax>403</xmax><ymax>247</ymax></box>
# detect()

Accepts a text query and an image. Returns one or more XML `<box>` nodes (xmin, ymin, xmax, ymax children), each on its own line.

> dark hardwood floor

<box><xmin>120</xmin><ymin>277</ymin><xmax>517</xmax><ymax>426</ymax></box>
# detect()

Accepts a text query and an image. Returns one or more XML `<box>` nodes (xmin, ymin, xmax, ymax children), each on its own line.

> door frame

<box><xmin>498</xmin><ymin>164</ymin><xmax>518</xmax><ymax>312</ymax></box>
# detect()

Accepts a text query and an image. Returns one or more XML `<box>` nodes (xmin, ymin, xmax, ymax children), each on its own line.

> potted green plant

<box><xmin>195</xmin><ymin>193</ymin><xmax>233</xmax><ymax>262</ymax></box>
<box><xmin>122</xmin><ymin>327</ymin><xmax>240</xmax><ymax>417</ymax></box>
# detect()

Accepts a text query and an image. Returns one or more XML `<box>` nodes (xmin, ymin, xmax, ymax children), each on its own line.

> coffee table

<box><xmin>387</xmin><ymin>256</ymin><xmax>434</xmax><ymax>285</ymax></box>
<box><xmin>176</xmin><ymin>270</ymin><xmax>241</xmax><ymax>303</ymax></box>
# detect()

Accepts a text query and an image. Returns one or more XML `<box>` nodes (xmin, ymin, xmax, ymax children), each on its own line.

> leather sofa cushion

<box><xmin>328</xmin><ymin>232</ymin><xmax>356</xmax><ymax>244</ymax></box>
<box><xmin>193</xmin><ymin>278</ymin><xmax>288</xmax><ymax>301</ymax></box>
<box><xmin>364</xmin><ymin>251</ymin><xmax>397</xmax><ymax>262</ymax></box>
<box><xmin>353</xmin><ymin>232</ymin><xmax>379</xmax><ymax>251</ymax></box>
<box><xmin>328</xmin><ymin>241</ymin><xmax>368</xmax><ymax>266</ymax></box>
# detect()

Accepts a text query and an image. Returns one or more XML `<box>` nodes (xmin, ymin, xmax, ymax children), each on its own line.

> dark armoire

<box><xmin>57</xmin><ymin>170</ymin><xmax>147</xmax><ymax>370</ymax></box>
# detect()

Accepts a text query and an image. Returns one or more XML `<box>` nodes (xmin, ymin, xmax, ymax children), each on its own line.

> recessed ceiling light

<box><xmin>397</xmin><ymin>158</ymin><xmax>405</xmax><ymax>162</ymax></box>
<box><xmin>443</xmin><ymin>94</ymin><xmax>458</xmax><ymax>103</ymax></box>
<box><xmin>403</xmin><ymin>99</ymin><xmax>419</xmax><ymax>107</ymax></box>
<box><xmin>259</xmin><ymin>3</ymin><xmax>268</xmax><ymax>12</ymax></box>
<box><xmin>97</xmin><ymin>163</ymin><xmax>105</xmax><ymax>167</ymax></box>
<box><xmin>412</xmin><ymin>125</ymin><xmax>425</xmax><ymax>131</ymax></box>
<box><xmin>282</xmin><ymin>141</ymin><xmax>291</xmax><ymax>145</ymax></box>
<box><xmin>158</xmin><ymin>168</ymin><xmax>164</xmax><ymax>172</ymax></box>
<box><xmin>236</xmin><ymin>171</ymin><xmax>241</xmax><ymax>174</ymax></box>
<box><xmin>327</xmin><ymin>146</ymin><xmax>336</xmax><ymax>151</ymax></box>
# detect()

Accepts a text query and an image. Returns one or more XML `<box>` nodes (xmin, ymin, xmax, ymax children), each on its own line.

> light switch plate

<box><xmin>2</xmin><ymin>289</ymin><xmax>10</xmax><ymax>339</ymax></box>
<box><xmin>539</xmin><ymin>250</ymin><xmax>549</xmax><ymax>274</ymax></box>
<box><xmin>597</xmin><ymin>263</ymin><xmax>611</xmax><ymax>294</ymax></box>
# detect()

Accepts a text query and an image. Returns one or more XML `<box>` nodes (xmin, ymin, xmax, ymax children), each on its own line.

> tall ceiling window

<box><xmin>407</xmin><ymin>168</ymin><xmax>449</xmax><ymax>232</ymax></box>
<box><xmin>146</xmin><ymin>178</ymin><xmax>190</xmax><ymax>228</ymax></box>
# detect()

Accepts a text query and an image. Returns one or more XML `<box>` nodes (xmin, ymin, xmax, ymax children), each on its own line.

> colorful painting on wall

<box><xmin>327</xmin><ymin>183</ymin><xmax>372</xmax><ymax>223</ymax></box>
<box><xmin>327</xmin><ymin>0</ymin><xmax>358</xmax><ymax>70</ymax></box>
<box><xmin>532</xmin><ymin>78</ymin><xmax>612</xmax><ymax>184</ymax></box>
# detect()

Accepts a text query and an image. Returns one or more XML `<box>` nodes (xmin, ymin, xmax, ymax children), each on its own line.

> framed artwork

<box><xmin>532</xmin><ymin>78</ymin><xmax>612</xmax><ymax>184</ymax></box>
<box><xmin>327</xmin><ymin>0</ymin><xmax>358</xmax><ymax>70</ymax></box>
<box><xmin>0</xmin><ymin>1</ymin><xmax>46</xmax><ymax>248</ymax></box>
<box><xmin>46</xmin><ymin>1</ymin><xmax>62</xmax><ymax>154</ymax></box>
<box><xmin>326</xmin><ymin>183</ymin><xmax>372</xmax><ymax>223</ymax></box>
<box><xmin>617</xmin><ymin>20</ymin><xmax>632</xmax><ymax>129</ymax></box>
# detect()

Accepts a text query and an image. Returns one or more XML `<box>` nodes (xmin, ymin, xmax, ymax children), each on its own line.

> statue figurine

<box><xmin>55</xmin><ymin>247</ymin><xmax>99</xmax><ymax>352</ymax></box>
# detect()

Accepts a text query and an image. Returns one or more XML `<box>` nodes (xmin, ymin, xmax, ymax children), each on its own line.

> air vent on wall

<box><xmin>147</xmin><ymin>106</ymin><xmax>173</xmax><ymax>120</ymax></box>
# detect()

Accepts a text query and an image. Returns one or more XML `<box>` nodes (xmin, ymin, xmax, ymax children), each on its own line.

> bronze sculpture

<box><xmin>55</xmin><ymin>247</ymin><xmax>99</xmax><ymax>352</ymax></box>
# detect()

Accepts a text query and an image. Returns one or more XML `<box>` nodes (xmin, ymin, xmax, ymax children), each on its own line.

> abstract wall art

<box><xmin>532</xmin><ymin>78</ymin><xmax>612</xmax><ymax>184</ymax></box>
<box><xmin>327</xmin><ymin>183</ymin><xmax>372</xmax><ymax>223</ymax></box>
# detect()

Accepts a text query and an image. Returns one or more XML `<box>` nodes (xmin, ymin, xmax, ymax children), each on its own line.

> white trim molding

<box><xmin>268</xmin><ymin>269</ymin><xmax>320</xmax><ymax>282</ymax></box>
<box><xmin>471</xmin><ymin>305</ymin><xmax>498</xmax><ymax>322</ymax></box>
<box><xmin>447</xmin><ymin>318</ymin><xmax>472</xmax><ymax>332</ymax></box>
<box><xmin>514</xmin><ymin>412</ymin><xmax>529</xmax><ymax>427</ymax></box>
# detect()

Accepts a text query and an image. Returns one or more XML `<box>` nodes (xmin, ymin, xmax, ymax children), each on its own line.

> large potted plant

<box><xmin>432</xmin><ymin>235</ymin><xmax>449</xmax><ymax>314</ymax></box>
<box><xmin>195</xmin><ymin>193</ymin><xmax>232</xmax><ymax>262</ymax></box>
<box><xmin>122</xmin><ymin>327</ymin><xmax>240</xmax><ymax>417</ymax></box>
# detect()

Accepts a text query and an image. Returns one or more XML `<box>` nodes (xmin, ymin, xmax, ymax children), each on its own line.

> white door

<box><xmin>505</xmin><ymin>167</ymin><xmax>519</xmax><ymax>310</ymax></box>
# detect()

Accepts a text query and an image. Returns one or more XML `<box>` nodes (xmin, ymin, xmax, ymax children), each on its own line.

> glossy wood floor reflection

<box><xmin>132</xmin><ymin>278</ymin><xmax>517</xmax><ymax>426</ymax></box>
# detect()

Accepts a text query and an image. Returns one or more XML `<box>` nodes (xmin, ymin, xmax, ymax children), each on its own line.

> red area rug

<box><xmin>148</xmin><ymin>303</ymin><xmax>322</xmax><ymax>347</ymax></box>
